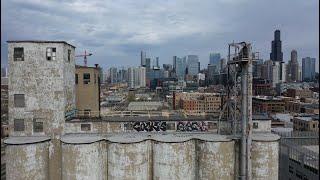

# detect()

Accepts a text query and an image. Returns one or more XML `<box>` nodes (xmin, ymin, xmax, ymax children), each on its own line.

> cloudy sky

<box><xmin>1</xmin><ymin>0</ymin><xmax>319</xmax><ymax>71</ymax></box>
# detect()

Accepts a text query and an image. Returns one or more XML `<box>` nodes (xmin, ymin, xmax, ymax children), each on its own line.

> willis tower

<box><xmin>270</xmin><ymin>30</ymin><xmax>283</xmax><ymax>62</ymax></box>
<box><xmin>270</xmin><ymin>30</ymin><xmax>284</xmax><ymax>81</ymax></box>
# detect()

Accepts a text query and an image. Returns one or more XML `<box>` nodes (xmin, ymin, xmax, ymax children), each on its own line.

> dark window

<box><xmin>33</xmin><ymin>119</ymin><xmax>43</xmax><ymax>133</ymax></box>
<box><xmin>75</xmin><ymin>74</ymin><xmax>78</xmax><ymax>84</ymax></box>
<box><xmin>94</xmin><ymin>74</ymin><xmax>96</xmax><ymax>84</ymax></box>
<box><xmin>84</xmin><ymin>109</ymin><xmax>91</xmax><ymax>117</ymax></box>
<box><xmin>14</xmin><ymin>47</ymin><xmax>24</xmax><ymax>61</ymax></box>
<box><xmin>68</xmin><ymin>49</ymin><xmax>71</xmax><ymax>62</ymax></box>
<box><xmin>46</xmin><ymin>47</ymin><xmax>56</xmax><ymax>60</ymax></box>
<box><xmin>83</xmin><ymin>73</ymin><xmax>90</xmax><ymax>84</ymax></box>
<box><xmin>253</xmin><ymin>122</ymin><xmax>259</xmax><ymax>129</ymax></box>
<box><xmin>14</xmin><ymin>94</ymin><xmax>25</xmax><ymax>107</ymax></box>
<box><xmin>14</xmin><ymin>119</ymin><xmax>24</xmax><ymax>131</ymax></box>
<box><xmin>81</xmin><ymin>124</ymin><xmax>91</xmax><ymax>131</ymax></box>
<box><xmin>296</xmin><ymin>170</ymin><xmax>303</xmax><ymax>179</ymax></box>
<box><xmin>289</xmin><ymin>166</ymin><xmax>294</xmax><ymax>173</ymax></box>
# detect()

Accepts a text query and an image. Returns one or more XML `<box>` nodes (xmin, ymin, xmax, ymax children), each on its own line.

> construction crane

<box><xmin>75</xmin><ymin>50</ymin><xmax>93</xmax><ymax>66</ymax></box>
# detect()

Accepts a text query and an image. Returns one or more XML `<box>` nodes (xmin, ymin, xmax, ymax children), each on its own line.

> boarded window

<box><xmin>83</xmin><ymin>73</ymin><xmax>90</xmax><ymax>84</ymax></box>
<box><xmin>14</xmin><ymin>47</ymin><xmax>24</xmax><ymax>61</ymax></box>
<box><xmin>166</xmin><ymin>122</ymin><xmax>175</xmax><ymax>130</ymax></box>
<box><xmin>253</xmin><ymin>122</ymin><xmax>259</xmax><ymax>129</ymax></box>
<box><xmin>14</xmin><ymin>119</ymin><xmax>24</xmax><ymax>131</ymax></box>
<box><xmin>33</xmin><ymin>119</ymin><xmax>44</xmax><ymax>133</ymax></box>
<box><xmin>14</xmin><ymin>94</ymin><xmax>25</xmax><ymax>107</ymax></box>
<box><xmin>75</xmin><ymin>74</ymin><xmax>78</xmax><ymax>84</ymax></box>
<box><xmin>46</xmin><ymin>47</ymin><xmax>56</xmax><ymax>60</ymax></box>
<box><xmin>81</xmin><ymin>124</ymin><xmax>91</xmax><ymax>131</ymax></box>
<box><xmin>68</xmin><ymin>49</ymin><xmax>71</xmax><ymax>62</ymax></box>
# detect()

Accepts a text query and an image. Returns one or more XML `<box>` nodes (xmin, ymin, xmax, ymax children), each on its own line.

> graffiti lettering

<box><xmin>133</xmin><ymin>121</ymin><xmax>166</xmax><ymax>132</ymax></box>
<box><xmin>176</xmin><ymin>121</ymin><xmax>208</xmax><ymax>132</ymax></box>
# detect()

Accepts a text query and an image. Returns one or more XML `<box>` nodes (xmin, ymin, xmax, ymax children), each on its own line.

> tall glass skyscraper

<box><xmin>175</xmin><ymin>57</ymin><xmax>187</xmax><ymax>80</ymax></box>
<box><xmin>187</xmin><ymin>55</ymin><xmax>199</xmax><ymax>76</ymax></box>
<box><xmin>209</xmin><ymin>53</ymin><xmax>221</xmax><ymax>65</ymax></box>
<box><xmin>302</xmin><ymin>57</ymin><xmax>316</xmax><ymax>81</ymax></box>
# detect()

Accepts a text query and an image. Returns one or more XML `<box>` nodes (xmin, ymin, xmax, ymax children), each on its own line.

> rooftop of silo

<box><xmin>60</xmin><ymin>132</ymin><xmax>280</xmax><ymax>144</ymax></box>
<box><xmin>4</xmin><ymin>136</ymin><xmax>50</xmax><ymax>145</ymax></box>
<box><xmin>4</xmin><ymin>132</ymin><xmax>280</xmax><ymax>145</ymax></box>
<box><xmin>7</xmin><ymin>40</ymin><xmax>76</xmax><ymax>48</ymax></box>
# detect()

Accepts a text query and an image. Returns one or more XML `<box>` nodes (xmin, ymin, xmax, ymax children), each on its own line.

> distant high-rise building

<box><xmin>302</xmin><ymin>57</ymin><xmax>316</xmax><ymax>81</ymax></box>
<box><xmin>253</xmin><ymin>59</ymin><xmax>263</xmax><ymax>78</ymax></box>
<box><xmin>145</xmin><ymin>58</ymin><xmax>151</xmax><ymax>71</ymax></box>
<box><xmin>153</xmin><ymin>57</ymin><xmax>160</xmax><ymax>70</ymax></box>
<box><xmin>272</xmin><ymin>62</ymin><xmax>281</xmax><ymax>87</ymax></box>
<box><xmin>270</xmin><ymin>30</ymin><xmax>283</xmax><ymax>62</ymax></box>
<box><xmin>187</xmin><ymin>55</ymin><xmax>199</xmax><ymax>76</ymax></box>
<box><xmin>109</xmin><ymin>67</ymin><xmax>118</xmax><ymax>84</ymax></box>
<box><xmin>141</xmin><ymin>51</ymin><xmax>146</xmax><ymax>67</ymax></box>
<box><xmin>128</xmin><ymin>67</ymin><xmax>146</xmax><ymax>89</ymax></box>
<box><xmin>270</xmin><ymin>30</ymin><xmax>285</xmax><ymax>81</ymax></box>
<box><xmin>286</xmin><ymin>50</ymin><xmax>299</xmax><ymax>82</ymax></box>
<box><xmin>209</xmin><ymin>53</ymin><xmax>221</xmax><ymax>65</ymax></box>
<box><xmin>175</xmin><ymin>57</ymin><xmax>187</xmax><ymax>80</ymax></box>
<box><xmin>261</xmin><ymin>60</ymin><xmax>273</xmax><ymax>81</ymax></box>
<box><xmin>220</xmin><ymin>58</ymin><xmax>227</xmax><ymax>73</ymax></box>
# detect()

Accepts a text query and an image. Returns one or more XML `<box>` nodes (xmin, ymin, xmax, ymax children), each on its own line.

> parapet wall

<box><xmin>5</xmin><ymin>133</ymin><xmax>280</xmax><ymax>180</ymax></box>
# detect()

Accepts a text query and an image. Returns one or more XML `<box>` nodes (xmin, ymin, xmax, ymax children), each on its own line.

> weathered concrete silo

<box><xmin>198</xmin><ymin>135</ymin><xmax>235</xmax><ymax>180</ymax></box>
<box><xmin>153</xmin><ymin>137</ymin><xmax>196</xmax><ymax>180</ymax></box>
<box><xmin>251</xmin><ymin>133</ymin><xmax>280</xmax><ymax>180</ymax></box>
<box><xmin>61</xmin><ymin>135</ymin><xmax>106</xmax><ymax>180</ymax></box>
<box><xmin>107</xmin><ymin>134</ymin><xmax>152</xmax><ymax>180</ymax></box>
<box><xmin>5</xmin><ymin>137</ymin><xmax>50</xmax><ymax>180</ymax></box>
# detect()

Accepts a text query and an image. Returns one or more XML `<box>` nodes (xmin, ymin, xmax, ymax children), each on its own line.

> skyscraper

<box><xmin>286</xmin><ymin>50</ymin><xmax>299</xmax><ymax>82</ymax></box>
<box><xmin>145</xmin><ymin>58</ymin><xmax>151</xmax><ymax>71</ymax></box>
<box><xmin>302</xmin><ymin>57</ymin><xmax>316</xmax><ymax>81</ymax></box>
<box><xmin>270</xmin><ymin>30</ymin><xmax>285</xmax><ymax>81</ymax></box>
<box><xmin>209</xmin><ymin>53</ymin><xmax>221</xmax><ymax>65</ymax></box>
<box><xmin>187</xmin><ymin>55</ymin><xmax>199</xmax><ymax>76</ymax></box>
<box><xmin>175</xmin><ymin>57</ymin><xmax>187</xmax><ymax>80</ymax></box>
<box><xmin>270</xmin><ymin>30</ymin><xmax>283</xmax><ymax>62</ymax></box>
<box><xmin>141</xmin><ymin>51</ymin><xmax>146</xmax><ymax>67</ymax></box>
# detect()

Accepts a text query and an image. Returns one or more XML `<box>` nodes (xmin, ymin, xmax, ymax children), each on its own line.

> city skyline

<box><xmin>1</xmin><ymin>0</ymin><xmax>319</xmax><ymax>72</ymax></box>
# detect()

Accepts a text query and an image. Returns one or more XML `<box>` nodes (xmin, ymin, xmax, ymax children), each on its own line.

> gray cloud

<box><xmin>1</xmin><ymin>0</ymin><xmax>319</xmax><ymax>71</ymax></box>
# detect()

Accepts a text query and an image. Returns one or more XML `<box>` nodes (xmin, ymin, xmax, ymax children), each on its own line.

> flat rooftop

<box><xmin>7</xmin><ymin>40</ymin><xmax>76</xmax><ymax>48</ymax></box>
<box><xmin>4</xmin><ymin>132</ymin><xmax>280</xmax><ymax>145</ymax></box>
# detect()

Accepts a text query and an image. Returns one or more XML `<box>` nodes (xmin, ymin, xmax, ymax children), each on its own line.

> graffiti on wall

<box><xmin>132</xmin><ymin>121</ymin><xmax>167</xmax><ymax>132</ymax></box>
<box><xmin>176</xmin><ymin>121</ymin><xmax>208</xmax><ymax>132</ymax></box>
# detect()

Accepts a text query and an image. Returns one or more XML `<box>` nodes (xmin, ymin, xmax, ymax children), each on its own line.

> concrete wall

<box><xmin>62</xmin><ymin>141</ymin><xmax>106</xmax><ymax>180</ymax></box>
<box><xmin>5</xmin><ymin>133</ymin><xmax>279</xmax><ymax>180</ymax></box>
<box><xmin>8</xmin><ymin>42</ymin><xmax>75</xmax><ymax>137</ymax></box>
<box><xmin>8</xmin><ymin>41</ymin><xmax>76</xmax><ymax>180</ymax></box>
<box><xmin>75</xmin><ymin>66</ymin><xmax>100</xmax><ymax>115</ymax></box>
<box><xmin>108</xmin><ymin>140</ymin><xmax>152</xmax><ymax>180</ymax></box>
<box><xmin>6</xmin><ymin>141</ymin><xmax>49</xmax><ymax>180</ymax></box>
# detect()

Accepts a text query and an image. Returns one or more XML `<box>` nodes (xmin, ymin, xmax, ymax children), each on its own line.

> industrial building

<box><xmin>75</xmin><ymin>65</ymin><xmax>100</xmax><ymax>117</ymax></box>
<box><xmin>4</xmin><ymin>40</ymin><xmax>282</xmax><ymax>180</ymax></box>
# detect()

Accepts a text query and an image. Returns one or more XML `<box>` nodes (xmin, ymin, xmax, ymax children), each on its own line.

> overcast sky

<box><xmin>1</xmin><ymin>0</ymin><xmax>319</xmax><ymax>71</ymax></box>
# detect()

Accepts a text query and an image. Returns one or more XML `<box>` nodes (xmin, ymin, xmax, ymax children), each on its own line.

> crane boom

<box><xmin>75</xmin><ymin>50</ymin><xmax>93</xmax><ymax>66</ymax></box>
